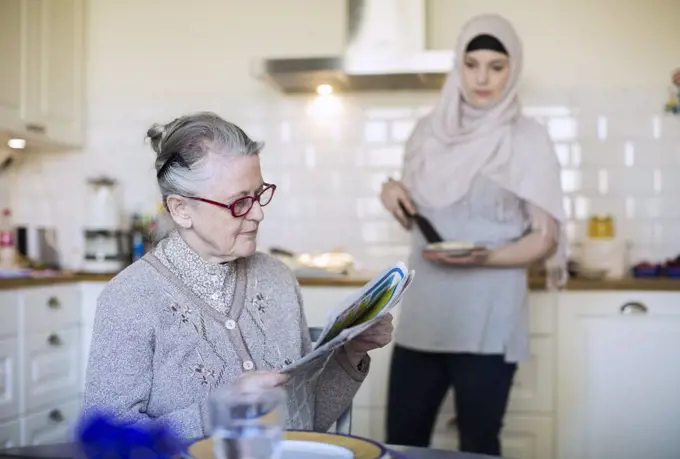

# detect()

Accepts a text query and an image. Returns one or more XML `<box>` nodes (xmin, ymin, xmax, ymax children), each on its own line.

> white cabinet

<box><xmin>21</xmin><ymin>399</ymin><xmax>80</xmax><ymax>446</ymax></box>
<box><xmin>22</xmin><ymin>327</ymin><xmax>80</xmax><ymax>413</ymax></box>
<box><xmin>0</xmin><ymin>0</ymin><xmax>23</xmax><ymax>134</ymax></box>
<box><xmin>0</xmin><ymin>285</ymin><xmax>84</xmax><ymax>447</ymax></box>
<box><xmin>0</xmin><ymin>338</ymin><xmax>20</xmax><ymax>422</ymax></box>
<box><xmin>0</xmin><ymin>291</ymin><xmax>20</xmax><ymax>423</ymax></box>
<box><xmin>0</xmin><ymin>419</ymin><xmax>21</xmax><ymax>449</ymax></box>
<box><xmin>557</xmin><ymin>292</ymin><xmax>680</xmax><ymax>459</ymax></box>
<box><xmin>0</xmin><ymin>0</ymin><xmax>85</xmax><ymax>148</ymax></box>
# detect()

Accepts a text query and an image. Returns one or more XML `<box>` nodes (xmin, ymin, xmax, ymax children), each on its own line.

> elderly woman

<box><xmin>83</xmin><ymin>112</ymin><xmax>393</xmax><ymax>439</ymax></box>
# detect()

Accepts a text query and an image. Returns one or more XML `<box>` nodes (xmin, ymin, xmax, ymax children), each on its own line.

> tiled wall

<box><xmin>8</xmin><ymin>87</ymin><xmax>680</xmax><ymax>271</ymax></box>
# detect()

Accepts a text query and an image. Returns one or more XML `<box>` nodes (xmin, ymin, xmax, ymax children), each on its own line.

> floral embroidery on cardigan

<box><xmin>248</xmin><ymin>281</ymin><xmax>287</xmax><ymax>368</ymax></box>
<box><xmin>252</xmin><ymin>292</ymin><xmax>268</xmax><ymax>314</ymax></box>
<box><xmin>190</xmin><ymin>349</ymin><xmax>216</xmax><ymax>385</ymax></box>
<box><xmin>169</xmin><ymin>303</ymin><xmax>200</xmax><ymax>334</ymax></box>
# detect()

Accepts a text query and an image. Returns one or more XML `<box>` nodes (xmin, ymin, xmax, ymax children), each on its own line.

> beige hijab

<box><xmin>402</xmin><ymin>14</ymin><xmax>567</xmax><ymax>285</ymax></box>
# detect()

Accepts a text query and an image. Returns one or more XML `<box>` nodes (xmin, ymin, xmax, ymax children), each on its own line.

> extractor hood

<box><xmin>251</xmin><ymin>0</ymin><xmax>454</xmax><ymax>94</ymax></box>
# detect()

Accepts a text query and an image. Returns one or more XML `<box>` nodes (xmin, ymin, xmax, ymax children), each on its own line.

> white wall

<box><xmin>428</xmin><ymin>0</ymin><xmax>680</xmax><ymax>88</ymax></box>
<box><xmin>7</xmin><ymin>0</ymin><xmax>680</xmax><ymax>270</ymax></box>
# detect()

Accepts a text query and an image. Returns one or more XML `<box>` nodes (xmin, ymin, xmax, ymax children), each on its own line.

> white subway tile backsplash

<box><xmin>356</xmin><ymin>197</ymin><xmax>390</xmax><ymax>220</ymax></box>
<box><xmin>364</xmin><ymin>108</ymin><xmax>414</xmax><ymax>120</ymax></box>
<box><xmin>360</xmin><ymin>221</ymin><xmax>410</xmax><ymax>245</ymax></box>
<box><xmin>390</xmin><ymin>120</ymin><xmax>416</xmax><ymax>142</ymax></box>
<box><xmin>8</xmin><ymin>87</ymin><xmax>680</xmax><ymax>270</ymax></box>
<box><xmin>365</xmin><ymin>147</ymin><xmax>404</xmax><ymax>168</ymax></box>
<box><xmin>554</xmin><ymin>144</ymin><xmax>571</xmax><ymax>167</ymax></box>
<box><xmin>363</xmin><ymin>121</ymin><xmax>389</xmax><ymax>143</ymax></box>
<box><xmin>547</xmin><ymin>117</ymin><xmax>578</xmax><ymax>141</ymax></box>
<box><xmin>659</xmin><ymin>115</ymin><xmax>680</xmax><ymax>138</ymax></box>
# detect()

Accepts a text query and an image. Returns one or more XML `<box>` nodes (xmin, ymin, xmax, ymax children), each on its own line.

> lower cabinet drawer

<box><xmin>21</xmin><ymin>399</ymin><xmax>81</xmax><ymax>446</ymax></box>
<box><xmin>22</xmin><ymin>327</ymin><xmax>81</xmax><ymax>413</ymax></box>
<box><xmin>0</xmin><ymin>418</ymin><xmax>21</xmax><ymax>449</ymax></box>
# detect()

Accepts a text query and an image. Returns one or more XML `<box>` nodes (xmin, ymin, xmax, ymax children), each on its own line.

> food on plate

<box><xmin>425</xmin><ymin>241</ymin><xmax>477</xmax><ymax>251</ymax></box>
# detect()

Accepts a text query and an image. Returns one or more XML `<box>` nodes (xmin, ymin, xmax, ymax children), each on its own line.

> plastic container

<box><xmin>665</xmin><ymin>266</ymin><xmax>680</xmax><ymax>278</ymax></box>
<box><xmin>632</xmin><ymin>265</ymin><xmax>662</xmax><ymax>278</ymax></box>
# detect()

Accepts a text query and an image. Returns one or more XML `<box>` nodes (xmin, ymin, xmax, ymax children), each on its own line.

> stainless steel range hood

<box><xmin>251</xmin><ymin>0</ymin><xmax>453</xmax><ymax>94</ymax></box>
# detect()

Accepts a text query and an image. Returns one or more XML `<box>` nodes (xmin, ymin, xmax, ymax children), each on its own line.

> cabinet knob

<box><xmin>47</xmin><ymin>297</ymin><xmax>61</xmax><ymax>309</ymax></box>
<box><xmin>47</xmin><ymin>334</ymin><xmax>62</xmax><ymax>346</ymax></box>
<box><xmin>620</xmin><ymin>301</ymin><xmax>648</xmax><ymax>315</ymax></box>
<box><xmin>48</xmin><ymin>409</ymin><xmax>64</xmax><ymax>423</ymax></box>
<box><xmin>25</xmin><ymin>123</ymin><xmax>46</xmax><ymax>134</ymax></box>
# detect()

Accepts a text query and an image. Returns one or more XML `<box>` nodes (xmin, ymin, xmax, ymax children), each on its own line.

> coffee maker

<box><xmin>81</xmin><ymin>176</ymin><xmax>129</xmax><ymax>273</ymax></box>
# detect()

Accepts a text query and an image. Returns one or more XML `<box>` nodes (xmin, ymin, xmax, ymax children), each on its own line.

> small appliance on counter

<box><xmin>574</xmin><ymin>215</ymin><xmax>629</xmax><ymax>279</ymax></box>
<box><xmin>15</xmin><ymin>225</ymin><xmax>60</xmax><ymax>269</ymax></box>
<box><xmin>81</xmin><ymin>176</ymin><xmax>129</xmax><ymax>274</ymax></box>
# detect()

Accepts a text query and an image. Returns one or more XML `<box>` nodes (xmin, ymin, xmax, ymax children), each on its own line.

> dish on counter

<box><xmin>187</xmin><ymin>430</ymin><xmax>388</xmax><ymax>459</ymax></box>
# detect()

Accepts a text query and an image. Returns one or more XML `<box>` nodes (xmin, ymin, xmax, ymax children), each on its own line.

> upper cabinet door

<box><xmin>22</xmin><ymin>0</ymin><xmax>85</xmax><ymax>148</ymax></box>
<box><xmin>0</xmin><ymin>0</ymin><xmax>24</xmax><ymax>133</ymax></box>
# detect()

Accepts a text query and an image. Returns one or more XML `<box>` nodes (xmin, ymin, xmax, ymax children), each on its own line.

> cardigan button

<box><xmin>243</xmin><ymin>360</ymin><xmax>254</xmax><ymax>371</ymax></box>
<box><xmin>225</xmin><ymin>319</ymin><xmax>236</xmax><ymax>330</ymax></box>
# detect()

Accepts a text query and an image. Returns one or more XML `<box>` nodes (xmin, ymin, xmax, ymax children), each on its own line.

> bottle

<box><xmin>130</xmin><ymin>213</ymin><xmax>146</xmax><ymax>262</ymax></box>
<box><xmin>0</xmin><ymin>208</ymin><xmax>17</xmax><ymax>268</ymax></box>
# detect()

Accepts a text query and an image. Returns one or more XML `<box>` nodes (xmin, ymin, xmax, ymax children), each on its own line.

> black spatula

<box><xmin>398</xmin><ymin>201</ymin><xmax>443</xmax><ymax>243</ymax></box>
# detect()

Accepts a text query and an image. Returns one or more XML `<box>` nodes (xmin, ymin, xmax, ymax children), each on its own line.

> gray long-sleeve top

<box><xmin>396</xmin><ymin>176</ymin><xmax>532</xmax><ymax>363</ymax></box>
<box><xmin>83</xmin><ymin>231</ymin><xmax>368</xmax><ymax>439</ymax></box>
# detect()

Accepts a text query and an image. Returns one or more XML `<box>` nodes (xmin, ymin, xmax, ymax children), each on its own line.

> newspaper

<box><xmin>280</xmin><ymin>261</ymin><xmax>414</xmax><ymax>375</ymax></box>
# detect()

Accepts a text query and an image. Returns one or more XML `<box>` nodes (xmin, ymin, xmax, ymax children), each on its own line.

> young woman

<box><xmin>381</xmin><ymin>14</ymin><xmax>566</xmax><ymax>456</ymax></box>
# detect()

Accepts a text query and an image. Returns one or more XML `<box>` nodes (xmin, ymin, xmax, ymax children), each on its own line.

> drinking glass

<box><xmin>208</xmin><ymin>384</ymin><xmax>287</xmax><ymax>459</ymax></box>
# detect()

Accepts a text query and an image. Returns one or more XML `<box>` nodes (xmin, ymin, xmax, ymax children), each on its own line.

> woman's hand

<box><xmin>233</xmin><ymin>370</ymin><xmax>290</xmax><ymax>392</ymax></box>
<box><xmin>380</xmin><ymin>179</ymin><xmax>416</xmax><ymax>229</ymax></box>
<box><xmin>343</xmin><ymin>313</ymin><xmax>394</xmax><ymax>367</ymax></box>
<box><xmin>422</xmin><ymin>248</ymin><xmax>490</xmax><ymax>266</ymax></box>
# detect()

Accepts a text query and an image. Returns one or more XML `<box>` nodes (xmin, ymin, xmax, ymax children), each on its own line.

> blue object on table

<box><xmin>76</xmin><ymin>411</ymin><xmax>182</xmax><ymax>459</ymax></box>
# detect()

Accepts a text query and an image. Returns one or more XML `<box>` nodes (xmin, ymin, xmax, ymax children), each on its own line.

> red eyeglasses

<box><xmin>184</xmin><ymin>183</ymin><xmax>277</xmax><ymax>218</ymax></box>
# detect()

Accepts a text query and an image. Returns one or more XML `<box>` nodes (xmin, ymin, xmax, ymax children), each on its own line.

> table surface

<box><xmin>0</xmin><ymin>442</ymin><xmax>500</xmax><ymax>459</ymax></box>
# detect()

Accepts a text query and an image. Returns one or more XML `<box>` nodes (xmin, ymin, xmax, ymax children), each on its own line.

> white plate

<box><xmin>279</xmin><ymin>440</ymin><xmax>354</xmax><ymax>459</ymax></box>
<box><xmin>424</xmin><ymin>241</ymin><xmax>480</xmax><ymax>256</ymax></box>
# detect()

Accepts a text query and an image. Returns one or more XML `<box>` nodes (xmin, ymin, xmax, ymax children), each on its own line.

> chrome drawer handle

<box><xmin>620</xmin><ymin>302</ymin><xmax>648</xmax><ymax>315</ymax></box>
<box><xmin>48</xmin><ymin>409</ymin><xmax>64</xmax><ymax>423</ymax></box>
<box><xmin>47</xmin><ymin>334</ymin><xmax>62</xmax><ymax>346</ymax></box>
<box><xmin>47</xmin><ymin>297</ymin><xmax>61</xmax><ymax>309</ymax></box>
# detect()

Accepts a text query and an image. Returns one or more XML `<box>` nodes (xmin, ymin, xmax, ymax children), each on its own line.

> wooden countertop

<box><xmin>2</xmin><ymin>271</ymin><xmax>680</xmax><ymax>291</ymax></box>
<box><xmin>300</xmin><ymin>275</ymin><xmax>680</xmax><ymax>291</ymax></box>
<box><xmin>0</xmin><ymin>272</ymin><xmax>114</xmax><ymax>289</ymax></box>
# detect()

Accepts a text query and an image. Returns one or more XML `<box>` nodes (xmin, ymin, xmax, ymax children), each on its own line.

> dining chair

<box><xmin>308</xmin><ymin>326</ymin><xmax>352</xmax><ymax>435</ymax></box>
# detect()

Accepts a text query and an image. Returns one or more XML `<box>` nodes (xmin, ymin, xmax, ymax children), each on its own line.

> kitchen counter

<box><xmin>0</xmin><ymin>272</ymin><xmax>114</xmax><ymax>289</ymax></box>
<box><xmin>2</xmin><ymin>271</ymin><xmax>680</xmax><ymax>291</ymax></box>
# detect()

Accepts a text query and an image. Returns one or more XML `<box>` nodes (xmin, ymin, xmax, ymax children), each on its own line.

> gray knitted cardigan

<box><xmin>83</xmin><ymin>233</ymin><xmax>368</xmax><ymax>440</ymax></box>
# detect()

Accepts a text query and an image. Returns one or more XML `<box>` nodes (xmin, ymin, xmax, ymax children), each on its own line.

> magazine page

<box><xmin>312</xmin><ymin>262</ymin><xmax>409</xmax><ymax>349</ymax></box>
<box><xmin>279</xmin><ymin>263</ymin><xmax>414</xmax><ymax>376</ymax></box>
<box><xmin>279</xmin><ymin>316</ymin><xmax>379</xmax><ymax>374</ymax></box>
